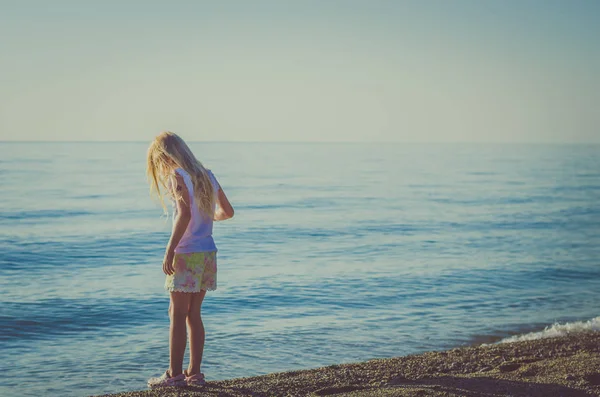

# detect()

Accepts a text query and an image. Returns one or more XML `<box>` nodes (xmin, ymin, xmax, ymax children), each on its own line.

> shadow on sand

<box><xmin>177</xmin><ymin>375</ymin><xmax>592</xmax><ymax>397</ymax></box>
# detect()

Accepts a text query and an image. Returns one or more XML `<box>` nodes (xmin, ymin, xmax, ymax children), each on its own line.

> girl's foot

<box><xmin>147</xmin><ymin>371</ymin><xmax>186</xmax><ymax>388</ymax></box>
<box><xmin>184</xmin><ymin>369</ymin><xmax>206</xmax><ymax>386</ymax></box>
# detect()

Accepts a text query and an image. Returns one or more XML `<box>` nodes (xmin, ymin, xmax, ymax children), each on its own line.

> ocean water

<box><xmin>1</xmin><ymin>142</ymin><xmax>599</xmax><ymax>397</ymax></box>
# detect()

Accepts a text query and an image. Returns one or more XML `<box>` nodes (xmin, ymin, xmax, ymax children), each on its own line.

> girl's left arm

<box><xmin>163</xmin><ymin>173</ymin><xmax>191</xmax><ymax>275</ymax></box>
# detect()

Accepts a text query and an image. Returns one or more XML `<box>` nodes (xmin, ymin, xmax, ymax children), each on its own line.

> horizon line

<box><xmin>2</xmin><ymin>140</ymin><xmax>600</xmax><ymax>145</ymax></box>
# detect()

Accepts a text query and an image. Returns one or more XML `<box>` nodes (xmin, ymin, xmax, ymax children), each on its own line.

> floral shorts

<box><xmin>165</xmin><ymin>252</ymin><xmax>217</xmax><ymax>293</ymax></box>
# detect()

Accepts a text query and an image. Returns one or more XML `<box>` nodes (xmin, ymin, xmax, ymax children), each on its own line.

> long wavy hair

<box><xmin>146</xmin><ymin>131</ymin><xmax>215</xmax><ymax>217</ymax></box>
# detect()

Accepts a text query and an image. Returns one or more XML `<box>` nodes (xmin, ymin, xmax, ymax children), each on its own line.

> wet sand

<box><xmin>97</xmin><ymin>332</ymin><xmax>600</xmax><ymax>397</ymax></box>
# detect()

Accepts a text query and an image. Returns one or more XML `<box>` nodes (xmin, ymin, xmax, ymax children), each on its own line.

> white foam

<box><xmin>497</xmin><ymin>316</ymin><xmax>600</xmax><ymax>344</ymax></box>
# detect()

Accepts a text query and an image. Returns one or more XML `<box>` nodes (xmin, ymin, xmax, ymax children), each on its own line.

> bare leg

<box><xmin>186</xmin><ymin>290</ymin><xmax>206</xmax><ymax>375</ymax></box>
<box><xmin>169</xmin><ymin>292</ymin><xmax>192</xmax><ymax>376</ymax></box>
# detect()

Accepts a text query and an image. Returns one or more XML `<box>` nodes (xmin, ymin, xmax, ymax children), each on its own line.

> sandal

<box><xmin>147</xmin><ymin>371</ymin><xmax>187</xmax><ymax>388</ymax></box>
<box><xmin>184</xmin><ymin>370</ymin><xmax>206</xmax><ymax>386</ymax></box>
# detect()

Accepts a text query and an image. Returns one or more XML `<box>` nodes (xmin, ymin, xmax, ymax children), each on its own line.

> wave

<box><xmin>498</xmin><ymin>316</ymin><xmax>600</xmax><ymax>344</ymax></box>
<box><xmin>0</xmin><ymin>297</ymin><xmax>163</xmax><ymax>344</ymax></box>
<box><xmin>0</xmin><ymin>231</ymin><xmax>167</xmax><ymax>271</ymax></box>
<box><xmin>0</xmin><ymin>209</ymin><xmax>92</xmax><ymax>221</ymax></box>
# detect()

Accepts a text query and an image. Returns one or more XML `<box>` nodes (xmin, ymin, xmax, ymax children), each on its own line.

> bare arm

<box><xmin>163</xmin><ymin>173</ymin><xmax>191</xmax><ymax>275</ymax></box>
<box><xmin>214</xmin><ymin>187</ymin><xmax>234</xmax><ymax>221</ymax></box>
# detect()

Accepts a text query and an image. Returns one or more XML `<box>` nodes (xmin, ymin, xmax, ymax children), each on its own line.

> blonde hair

<box><xmin>146</xmin><ymin>131</ymin><xmax>215</xmax><ymax>217</ymax></box>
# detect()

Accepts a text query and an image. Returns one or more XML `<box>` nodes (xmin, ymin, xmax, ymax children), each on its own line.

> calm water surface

<box><xmin>1</xmin><ymin>142</ymin><xmax>599</xmax><ymax>397</ymax></box>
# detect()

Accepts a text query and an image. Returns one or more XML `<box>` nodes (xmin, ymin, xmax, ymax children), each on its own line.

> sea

<box><xmin>1</xmin><ymin>142</ymin><xmax>599</xmax><ymax>397</ymax></box>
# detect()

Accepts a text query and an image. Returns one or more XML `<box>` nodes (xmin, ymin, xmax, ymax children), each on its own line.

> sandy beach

<box><xmin>96</xmin><ymin>331</ymin><xmax>600</xmax><ymax>397</ymax></box>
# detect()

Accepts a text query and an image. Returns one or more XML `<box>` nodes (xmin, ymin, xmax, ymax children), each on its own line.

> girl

<box><xmin>146</xmin><ymin>132</ymin><xmax>234</xmax><ymax>388</ymax></box>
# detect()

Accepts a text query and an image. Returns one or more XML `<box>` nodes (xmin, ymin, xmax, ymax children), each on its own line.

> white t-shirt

<box><xmin>171</xmin><ymin>167</ymin><xmax>220</xmax><ymax>253</ymax></box>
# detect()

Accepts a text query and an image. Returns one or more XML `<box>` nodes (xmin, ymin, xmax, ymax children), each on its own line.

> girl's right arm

<box><xmin>214</xmin><ymin>187</ymin><xmax>234</xmax><ymax>221</ymax></box>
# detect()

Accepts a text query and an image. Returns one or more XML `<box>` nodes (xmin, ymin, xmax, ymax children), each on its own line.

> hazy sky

<box><xmin>1</xmin><ymin>0</ymin><xmax>599</xmax><ymax>142</ymax></box>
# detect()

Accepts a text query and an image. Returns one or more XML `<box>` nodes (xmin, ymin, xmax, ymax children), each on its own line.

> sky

<box><xmin>1</xmin><ymin>0</ymin><xmax>599</xmax><ymax>143</ymax></box>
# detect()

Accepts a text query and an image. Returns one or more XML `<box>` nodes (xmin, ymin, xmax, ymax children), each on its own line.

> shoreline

<box><xmin>97</xmin><ymin>331</ymin><xmax>600</xmax><ymax>397</ymax></box>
